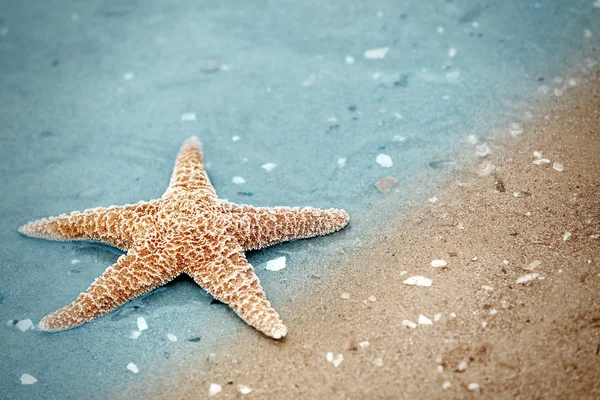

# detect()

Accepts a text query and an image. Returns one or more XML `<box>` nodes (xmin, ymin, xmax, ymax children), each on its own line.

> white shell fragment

<box><xmin>533</xmin><ymin>151</ymin><xmax>543</xmax><ymax>159</ymax></box>
<box><xmin>265</xmin><ymin>256</ymin><xmax>286</xmax><ymax>271</ymax></box>
<box><xmin>231</xmin><ymin>135</ymin><xmax>240</xmax><ymax>142</ymax></box>
<box><xmin>340</xmin><ymin>292</ymin><xmax>351</xmax><ymax>299</ymax></box>
<box><xmin>402</xmin><ymin>319</ymin><xmax>417</xmax><ymax>329</ymax></box>
<box><xmin>167</xmin><ymin>333</ymin><xmax>177</xmax><ymax>342</ymax></box>
<box><xmin>332</xmin><ymin>354</ymin><xmax>344</xmax><ymax>367</ymax></box>
<box><xmin>448</xmin><ymin>48</ymin><xmax>457</xmax><ymax>57</ymax></box>
<box><xmin>16</xmin><ymin>319</ymin><xmax>33</xmax><ymax>332</ymax></box>
<box><xmin>359</xmin><ymin>341</ymin><xmax>370</xmax><ymax>349</ymax></box>
<box><xmin>180</xmin><ymin>112</ymin><xmax>197</xmax><ymax>121</ymax></box>
<box><xmin>418</xmin><ymin>314</ymin><xmax>433</xmax><ymax>325</ymax></box>
<box><xmin>403</xmin><ymin>276</ymin><xmax>433</xmax><ymax>287</ymax></box>
<box><xmin>136</xmin><ymin>317</ymin><xmax>148</xmax><ymax>331</ymax></box>
<box><xmin>442</xmin><ymin>381</ymin><xmax>452</xmax><ymax>390</ymax></box>
<box><xmin>337</xmin><ymin>157</ymin><xmax>346</xmax><ymax>168</ymax></box>
<box><xmin>563</xmin><ymin>232</ymin><xmax>572</xmax><ymax>241</ymax></box>
<box><xmin>457</xmin><ymin>361</ymin><xmax>468</xmax><ymax>371</ymax></box>
<box><xmin>553</xmin><ymin>162</ymin><xmax>564</xmax><ymax>172</ymax></box>
<box><xmin>261</xmin><ymin>163</ymin><xmax>277</xmax><ymax>172</ymax></box>
<box><xmin>127</xmin><ymin>363</ymin><xmax>139</xmax><ymax>374</ymax></box>
<box><xmin>376</xmin><ymin>154</ymin><xmax>393</xmax><ymax>168</ymax></box>
<box><xmin>326</xmin><ymin>352</ymin><xmax>333</xmax><ymax>362</ymax></box>
<box><xmin>20</xmin><ymin>374</ymin><xmax>38</xmax><ymax>385</ymax></box>
<box><xmin>364</xmin><ymin>47</ymin><xmax>390</xmax><ymax>59</ymax></box>
<box><xmin>209</xmin><ymin>383</ymin><xmax>222</xmax><ymax>396</ymax></box>
<box><xmin>516</xmin><ymin>273</ymin><xmax>540</xmax><ymax>284</ymax></box>
<box><xmin>481</xmin><ymin>285</ymin><xmax>494</xmax><ymax>291</ymax></box>
<box><xmin>238</xmin><ymin>385</ymin><xmax>252</xmax><ymax>395</ymax></box>
<box><xmin>431</xmin><ymin>259</ymin><xmax>448</xmax><ymax>268</ymax></box>
<box><xmin>533</xmin><ymin>158</ymin><xmax>551</xmax><ymax>166</ymax></box>
<box><xmin>232</xmin><ymin>176</ymin><xmax>246</xmax><ymax>184</ymax></box>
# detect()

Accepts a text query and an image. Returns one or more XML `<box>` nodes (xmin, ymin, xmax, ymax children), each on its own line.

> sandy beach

<box><xmin>122</xmin><ymin>70</ymin><xmax>600</xmax><ymax>399</ymax></box>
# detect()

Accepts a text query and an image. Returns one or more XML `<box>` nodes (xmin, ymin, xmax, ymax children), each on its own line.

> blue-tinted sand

<box><xmin>0</xmin><ymin>0</ymin><xmax>598</xmax><ymax>398</ymax></box>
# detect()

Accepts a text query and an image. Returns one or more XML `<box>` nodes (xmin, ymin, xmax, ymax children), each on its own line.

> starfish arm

<box><xmin>184</xmin><ymin>237</ymin><xmax>287</xmax><ymax>339</ymax></box>
<box><xmin>163</xmin><ymin>136</ymin><xmax>217</xmax><ymax>199</ymax></box>
<box><xmin>221</xmin><ymin>202</ymin><xmax>350</xmax><ymax>250</ymax></box>
<box><xmin>38</xmin><ymin>241</ymin><xmax>179</xmax><ymax>331</ymax></box>
<box><xmin>18</xmin><ymin>201</ymin><xmax>158</xmax><ymax>251</ymax></box>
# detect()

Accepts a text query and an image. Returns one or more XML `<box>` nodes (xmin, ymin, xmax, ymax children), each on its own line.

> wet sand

<box><xmin>126</xmin><ymin>70</ymin><xmax>600</xmax><ymax>399</ymax></box>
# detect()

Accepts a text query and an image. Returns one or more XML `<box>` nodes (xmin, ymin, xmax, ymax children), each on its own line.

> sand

<box><xmin>126</xmin><ymin>71</ymin><xmax>600</xmax><ymax>399</ymax></box>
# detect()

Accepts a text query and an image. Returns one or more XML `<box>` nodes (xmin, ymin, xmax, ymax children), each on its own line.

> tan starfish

<box><xmin>18</xmin><ymin>136</ymin><xmax>349</xmax><ymax>339</ymax></box>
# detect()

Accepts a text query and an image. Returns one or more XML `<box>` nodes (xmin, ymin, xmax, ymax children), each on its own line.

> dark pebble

<box><xmin>348</xmin><ymin>105</ymin><xmax>357</xmax><ymax>112</ymax></box>
<box><xmin>187</xmin><ymin>337</ymin><xmax>201</xmax><ymax>342</ymax></box>
<box><xmin>52</xmin><ymin>60</ymin><xmax>60</xmax><ymax>67</ymax></box>
<box><xmin>237</xmin><ymin>192</ymin><xmax>253</xmax><ymax>197</ymax></box>
<box><xmin>0</xmin><ymin>295</ymin><xmax>4</xmax><ymax>304</ymax></box>
<box><xmin>41</xmin><ymin>130</ymin><xmax>53</xmax><ymax>137</ymax></box>
<box><xmin>70</xmin><ymin>269</ymin><xmax>81</xmax><ymax>274</ymax></box>
<box><xmin>494</xmin><ymin>177</ymin><xmax>506</xmax><ymax>192</ymax></box>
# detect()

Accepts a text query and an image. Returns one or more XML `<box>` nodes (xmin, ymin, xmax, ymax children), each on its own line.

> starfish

<box><xmin>18</xmin><ymin>136</ymin><xmax>349</xmax><ymax>339</ymax></box>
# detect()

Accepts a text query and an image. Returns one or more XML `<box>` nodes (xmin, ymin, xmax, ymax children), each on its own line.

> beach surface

<box><xmin>129</xmin><ymin>70</ymin><xmax>600</xmax><ymax>399</ymax></box>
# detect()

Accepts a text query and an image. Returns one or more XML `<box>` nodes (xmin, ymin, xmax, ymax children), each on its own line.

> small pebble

<box><xmin>468</xmin><ymin>383</ymin><xmax>480</xmax><ymax>391</ymax></box>
<box><xmin>340</xmin><ymin>292</ymin><xmax>351</xmax><ymax>299</ymax></box>
<box><xmin>457</xmin><ymin>361</ymin><xmax>468</xmax><ymax>371</ymax></box>
<box><xmin>137</xmin><ymin>317</ymin><xmax>148</xmax><ymax>331</ymax></box>
<box><xmin>364</xmin><ymin>47</ymin><xmax>390</xmax><ymax>59</ymax></box>
<box><xmin>553</xmin><ymin>162</ymin><xmax>564</xmax><ymax>172</ymax></box>
<box><xmin>261</xmin><ymin>163</ymin><xmax>277</xmax><ymax>172</ymax></box>
<box><xmin>332</xmin><ymin>354</ymin><xmax>344</xmax><ymax>367</ymax></box>
<box><xmin>265</xmin><ymin>256</ymin><xmax>286</xmax><ymax>271</ymax></box>
<box><xmin>563</xmin><ymin>232</ymin><xmax>572</xmax><ymax>241</ymax></box>
<box><xmin>375</xmin><ymin>176</ymin><xmax>398</xmax><ymax>193</ymax></box>
<box><xmin>522</xmin><ymin>260</ymin><xmax>541</xmax><ymax>271</ymax></box>
<box><xmin>434</xmin><ymin>313</ymin><xmax>442</xmax><ymax>322</ymax></box>
<box><xmin>584</xmin><ymin>29</ymin><xmax>593</xmax><ymax>38</ymax></box>
<box><xmin>442</xmin><ymin>381</ymin><xmax>451</xmax><ymax>390</ymax></box>
<box><xmin>418</xmin><ymin>314</ymin><xmax>433</xmax><ymax>325</ymax></box>
<box><xmin>208</xmin><ymin>383</ymin><xmax>222</xmax><ymax>396</ymax></box>
<box><xmin>71</xmin><ymin>259</ymin><xmax>81</xmax><ymax>264</ymax></box>
<box><xmin>533</xmin><ymin>158</ymin><xmax>551</xmax><ymax>166</ymax></box>
<box><xmin>448</xmin><ymin>48</ymin><xmax>457</xmax><ymax>57</ymax></box>
<box><xmin>503</xmin><ymin>259</ymin><xmax>510</xmax><ymax>265</ymax></box>
<box><xmin>533</xmin><ymin>151</ymin><xmax>543</xmax><ymax>159</ymax></box>
<box><xmin>481</xmin><ymin>285</ymin><xmax>494</xmax><ymax>291</ymax></box>
<box><xmin>337</xmin><ymin>157</ymin><xmax>347</xmax><ymax>168</ymax></box>
<box><xmin>431</xmin><ymin>259</ymin><xmax>448</xmax><ymax>268</ymax></box>
<box><xmin>392</xmin><ymin>135</ymin><xmax>406</xmax><ymax>142</ymax></box>
<box><xmin>376</xmin><ymin>154</ymin><xmax>393</xmax><ymax>168</ymax></box>
<box><xmin>232</xmin><ymin>135</ymin><xmax>240</xmax><ymax>142</ymax></box>
<box><xmin>232</xmin><ymin>176</ymin><xmax>246</xmax><ymax>184</ymax></box>
<box><xmin>449</xmin><ymin>312</ymin><xmax>457</xmax><ymax>318</ymax></box>
<box><xmin>516</xmin><ymin>273</ymin><xmax>540</xmax><ymax>284</ymax></box>
<box><xmin>482</xmin><ymin>321</ymin><xmax>487</xmax><ymax>328</ymax></box>
<box><xmin>428</xmin><ymin>197</ymin><xmax>438</xmax><ymax>204</ymax></box>
<box><xmin>402</xmin><ymin>320</ymin><xmax>417</xmax><ymax>329</ymax></box>
<box><xmin>345</xmin><ymin>55</ymin><xmax>355</xmax><ymax>64</ymax></box>
<box><xmin>167</xmin><ymin>333</ymin><xmax>177</xmax><ymax>342</ymax></box>
<box><xmin>403</xmin><ymin>276</ymin><xmax>433</xmax><ymax>286</ymax></box>
<box><xmin>126</xmin><ymin>363</ymin><xmax>139</xmax><ymax>374</ymax></box>
<box><xmin>20</xmin><ymin>374</ymin><xmax>38</xmax><ymax>385</ymax></box>
<box><xmin>368</xmin><ymin>295</ymin><xmax>377</xmax><ymax>302</ymax></box>
<box><xmin>238</xmin><ymin>385</ymin><xmax>252</xmax><ymax>395</ymax></box>
<box><xmin>490</xmin><ymin>309</ymin><xmax>498</xmax><ymax>315</ymax></box>
<box><xmin>359</xmin><ymin>341</ymin><xmax>370</xmax><ymax>349</ymax></box>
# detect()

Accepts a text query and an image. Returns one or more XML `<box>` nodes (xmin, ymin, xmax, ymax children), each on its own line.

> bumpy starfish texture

<box><xmin>18</xmin><ymin>136</ymin><xmax>349</xmax><ymax>339</ymax></box>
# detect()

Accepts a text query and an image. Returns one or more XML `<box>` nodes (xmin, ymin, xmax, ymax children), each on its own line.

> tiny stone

<box><xmin>364</xmin><ymin>47</ymin><xmax>390</xmax><ymax>60</ymax></box>
<box><xmin>481</xmin><ymin>285</ymin><xmax>494</xmax><ymax>291</ymax></box>
<box><xmin>418</xmin><ymin>314</ymin><xmax>433</xmax><ymax>325</ymax></box>
<box><xmin>490</xmin><ymin>309</ymin><xmax>498</xmax><ymax>315</ymax></box>
<box><xmin>20</xmin><ymin>374</ymin><xmax>38</xmax><ymax>385</ymax></box>
<box><xmin>428</xmin><ymin>197</ymin><xmax>438</xmax><ymax>204</ymax></box>
<box><xmin>434</xmin><ymin>313</ymin><xmax>442</xmax><ymax>322</ymax></box>
<box><xmin>468</xmin><ymin>383</ymin><xmax>480</xmax><ymax>391</ymax></box>
<box><xmin>533</xmin><ymin>158</ymin><xmax>551</xmax><ymax>166</ymax></box>
<box><xmin>368</xmin><ymin>295</ymin><xmax>377</xmax><ymax>302</ymax></box>
<box><xmin>345</xmin><ymin>55</ymin><xmax>355</xmax><ymax>64</ymax></box>
<box><xmin>437</xmin><ymin>26</ymin><xmax>445</xmax><ymax>34</ymax></box>
<box><xmin>208</xmin><ymin>383</ymin><xmax>222</xmax><ymax>396</ymax></box>
<box><xmin>437</xmin><ymin>365</ymin><xmax>444</xmax><ymax>373</ymax></box>
<box><xmin>71</xmin><ymin>259</ymin><xmax>81</xmax><ymax>264</ymax></box>
<box><xmin>448</xmin><ymin>48</ymin><xmax>457</xmax><ymax>57</ymax></box>
<box><xmin>261</xmin><ymin>163</ymin><xmax>277</xmax><ymax>172</ymax></box>
<box><xmin>503</xmin><ymin>259</ymin><xmax>509</xmax><ymax>265</ymax></box>
<box><xmin>373</xmin><ymin>357</ymin><xmax>384</xmax><ymax>367</ymax></box>
<box><xmin>449</xmin><ymin>312</ymin><xmax>457</xmax><ymax>318</ymax></box>
<box><xmin>457</xmin><ymin>361</ymin><xmax>468</xmax><ymax>371</ymax></box>
<box><xmin>431</xmin><ymin>259</ymin><xmax>448</xmax><ymax>268</ymax></box>
<box><xmin>337</xmin><ymin>157</ymin><xmax>347</xmax><ymax>168</ymax></box>
<box><xmin>442</xmin><ymin>381</ymin><xmax>451</xmax><ymax>390</ymax></box>
<box><xmin>137</xmin><ymin>317</ymin><xmax>148</xmax><ymax>331</ymax></box>
<box><xmin>482</xmin><ymin>321</ymin><xmax>487</xmax><ymax>328</ymax></box>
<box><xmin>340</xmin><ymin>292</ymin><xmax>351</xmax><ymax>299</ymax></box>
<box><xmin>231</xmin><ymin>135</ymin><xmax>240</xmax><ymax>142</ymax></box>
<box><xmin>167</xmin><ymin>333</ymin><xmax>177</xmax><ymax>342</ymax></box>
<box><xmin>265</xmin><ymin>256</ymin><xmax>286</xmax><ymax>271</ymax></box>
<box><xmin>584</xmin><ymin>29</ymin><xmax>593</xmax><ymax>38</ymax></box>
<box><xmin>375</xmin><ymin>176</ymin><xmax>398</xmax><ymax>193</ymax></box>
<box><xmin>238</xmin><ymin>385</ymin><xmax>252</xmax><ymax>395</ymax></box>
<box><xmin>332</xmin><ymin>354</ymin><xmax>344</xmax><ymax>367</ymax></box>
<box><xmin>403</xmin><ymin>276</ymin><xmax>432</xmax><ymax>287</ymax></box>
<box><xmin>376</xmin><ymin>154</ymin><xmax>393</xmax><ymax>168</ymax></box>
<box><xmin>127</xmin><ymin>363</ymin><xmax>139</xmax><ymax>374</ymax></box>
<box><xmin>399</xmin><ymin>271</ymin><xmax>408</xmax><ymax>276</ymax></box>
<box><xmin>326</xmin><ymin>352</ymin><xmax>333</xmax><ymax>362</ymax></box>
<box><xmin>402</xmin><ymin>319</ymin><xmax>417</xmax><ymax>329</ymax></box>
<box><xmin>533</xmin><ymin>151</ymin><xmax>543</xmax><ymax>159</ymax></box>
<box><xmin>392</xmin><ymin>135</ymin><xmax>406</xmax><ymax>142</ymax></box>
<box><xmin>359</xmin><ymin>341</ymin><xmax>370</xmax><ymax>349</ymax></box>
<box><xmin>563</xmin><ymin>232</ymin><xmax>572</xmax><ymax>241</ymax></box>
<box><xmin>232</xmin><ymin>176</ymin><xmax>246</xmax><ymax>184</ymax></box>
<box><xmin>553</xmin><ymin>162</ymin><xmax>564</xmax><ymax>172</ymax></box>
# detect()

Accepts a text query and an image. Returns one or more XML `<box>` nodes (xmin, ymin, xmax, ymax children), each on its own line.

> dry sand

<box><xmin>128</xmin><ymin>70</ymin><xmax>600</xmax><ymax>399</ymax></box>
